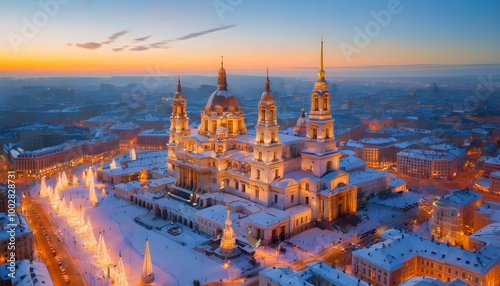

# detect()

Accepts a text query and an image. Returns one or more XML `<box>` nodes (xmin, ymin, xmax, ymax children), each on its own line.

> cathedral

<box><xmin>166</xmin><ymin>41</ymin><xmax>357</xmax><ymax>244</ymax></box>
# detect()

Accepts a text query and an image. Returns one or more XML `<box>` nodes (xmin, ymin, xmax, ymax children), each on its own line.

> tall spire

<box><xmin>217</xmin><ymin>55</ymin><xmax>228</xmax><ymax>90</ymax></box>
<box><xmin>142</xmin><ymin>239</ymin><xmax>155</xmax><ymax>284</ymax></box>
<box><xmin>177</xmin><ymin>73</ymin><xmax>181</xmax><ymax>92</ymax></box>
<box><xmin>318</xmin><ymin>36</ymin><xmax>325</xmax><ymax>81</ymax></box>
<box><xmin>264</xmin><ymin>67</ymin><xmax>271</xmax><ymax>92</ymax></box>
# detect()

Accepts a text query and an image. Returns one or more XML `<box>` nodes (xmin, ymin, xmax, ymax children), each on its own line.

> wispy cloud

<box><xmin>70</xmin><ymin>25</ymin><xmax>236</xmax><ymax>52</ymax></box>
<box><xmin>130</xmin><ymin>46</ymin><xmax>149</xmax><ymax>51</ymax></box>
<box><xmin>133</xmin><ymin>36</ymin><xmax>151</xmax><ymax>43</ymax></box>
<box><xmin>75</xmin><ymin>42</ymin><xmax>102</xmax><ymax>50</ymax></box>
<box><xmin>175</xmin><ymin>24</ymin><xmax>236</xmax><ymax>41</ymax></box>
<box><xmin>149</xmin><ymin>40</ymin><xmax>170</xmax><ymax>49</ymax></box>
<box><xmin>102</xmin><ymin>30</ymin><xmax>129</xmax><ymax>44</ymax></box>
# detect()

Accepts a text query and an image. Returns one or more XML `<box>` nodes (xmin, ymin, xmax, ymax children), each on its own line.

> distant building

<box><xmin>430</xmin><ymin>190</ymin><xmax>482</xmax><ymax>246</ymax></box>
<box><xmin>109</xmin><ymin>122</ymin><xmax>141</xmax><ymax>144</ymax></box>
<box><xmin>397</xmin><ymin>146</ymin><xmax>465</xmax><ymax>179</ymax></box>
<box><xmin>98</xmin><ymin>150</ymin><xmax>169</xmax><ymax>184</ymax></box>
<box><xmin>349</xmin><ymin>169</ymin><xmax>390</xmax><ymax>200</ymax></box>
<box><xmin>0</xmin><ymin>213</ymin><xmax>33</xmax><ymax>264</ymax></box>
<box><xmin>0</xmin><ymin>185</ymin><xmax>21</xmax><ymax>213</ymax></box>
<box><xmin>136</xmin><ymin>129</ymin><xmax>169</xmax><ymax>150</ymax></box>
<box><xmin>490</xmin><ymin>171</ymin><xmax>500</xmax><ymax>194</ymax></box>
<box><xmin>0</xmin><ymin>260</ymin><xmax>53</xmax><ymax>286</ymax></box>
<box><xmin>344</xmin><ymin>137</ymin><xmax>398</xmax><ymax>170</ymax></box>
<box><xmin>352</xmin><ymin>229</ymin><xmax>500</xmax><ymax>286</ymax></box>
<box><xmin>484</xmin><ymin>156</ymin><xmax>500</xmax><ymax>178</ymax></box>
<box><xmin>259</xmin><ymin>262</ymin><xmax>369</xmax><ymax>286</ymax></box>
<box><xmin>4</xmin><ymin>132</ymin><xmax>119</xmax><ymax>178</ymax></box>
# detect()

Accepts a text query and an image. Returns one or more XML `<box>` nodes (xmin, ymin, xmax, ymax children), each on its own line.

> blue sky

<box><xmin>1</xmin><ymin>0</ymin><xmax>499</xmax><ymax>76</ymax></box>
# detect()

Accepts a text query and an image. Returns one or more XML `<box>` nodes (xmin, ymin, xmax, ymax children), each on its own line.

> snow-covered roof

<box><xmin>468</xmin><ymin>222</ymin><xmax>500</xmax><ymax>248</ymax></box>
<box><xmin>260</xmin><ymin>266</ymin><xmax>314</xmax><ymax>286</ymax></box>
<box><xmin>436</xmin><ymin>190</ymin><xmax>481</xmax><ymax>207</ymax></box>
<box><xmin>114</xmin><ymin>181</ymin><xmax>142</xmax><ymax>192</ymax></box>
<box><xmin>339</xmin><ymin>155</ymin><xmax>366</xmax><ymax>172</ymax></box>
<box><xmin>148</xmin><ymin>177</ymin><xmax>175</xmax><ymax>188</ymax></box>
<box><xmin>397</xmin><ymin>149</ymin><xmax>455</xmax><ymax>160</ymax></box>
<box><xmin>0</xmin><ymin>260</ymin><xmax>53</xmax><ymax>286</ymax></box>
<box><xmin>390</xmin><ymin>177</ymin><xmax>406</xmax><ymax>187</ymax></box>
<box><xmin>247</xmin><ymin>208</ymin><xmax>290</xmax><ymax>227</ymax></box>
<box><xmin>399</xmin><ymin>276</ymin><xmax>467</xmax><ymax>286</ymax></box>
<box><xmin>358</xmin><ymin>137</ymin><xmax>398</xmax><ymax>145</ymax></box>
<box><xmin>110</xmin><ymin>122</ymin><xmax>140</xmax><ymax>130</ymax></box>
<box><xmin>0</xmin><ymin>213</ymin><xmax>31</xmax><ymax>240</ymax></box>
<box><xmin>138</xmin><ymin>129</ymin><xmax>169</xmax><ymax>136</ymax></box>
<box><xmin>307</xmin><ymin>261</ymin><xmax>370</xmax><ymax>286</ymax></box>
<box><xmin>353</xmin><ymin>229</ymin><xmax>500</xmax><ymax>274</ymax></box>
<box><xmin>485</xmin><ymin>156</ymin><xmax>500</xmax><ymax>166</ymax></box>
<box><xmin>428</xmin><ymin>144</ymin><xmax>465</xmax><ymax>158</ymax></box>
<box><xmin>491</xmin><ymin>170</ymin><xmax>500</xmax><ymax>177</ymax></box>
<box><xmin>282</xmin><ymin>170</ymin><xmax>321</xmax><ymax>183</ymax></box>
<box><xmin>197</xmin><ymin>205</ymin><xmax>231</xmax><ymax>227</ymax></box>
<box><xmin>349</xmin><ymin>169</ymin><xmax>389</xmax><ymax>185</ymax></box>
<box><xmin>279</xmin><ymin>133</ymin><xmax>302</xmax><ymax>144</ymax></box>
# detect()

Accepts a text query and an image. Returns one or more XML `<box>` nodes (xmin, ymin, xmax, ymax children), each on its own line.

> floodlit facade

<box><xmin>397</xmin><ymin>146</ymin><xmax>465</xmax><ymax>179</ymax></box>
<box><xmin>345</xmin><ymin>137</ymin><xmax>398</xmax><ymax>170</ymax></box>
<box><xmin>430</xmin><ymin>190</ymin><xmax>482</xmax><ymax>246</ymax></box>
<box><xmin>352</xmin><ymin>229</ymin><xmax>500</xmax><ymax>286</ymax></box>
<box><xmin>164</xmin><ymin>42</ymin><xmax>357</xmax><ymax>244</ymax></box>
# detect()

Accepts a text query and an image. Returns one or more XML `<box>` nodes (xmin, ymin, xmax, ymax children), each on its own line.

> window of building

<box><xmin>305</xmin><ymin>183</ymin><xmax>309</xmax><ymax>191</ymax></box>
<box><xmin>242</xmin><ymin>184</ymin><xmax>246</xmax><ymax>193</ymax></box>
<box><xmin>255</xmin><ymin>188</ymin><xmax>259</xmax><ymax>199</ymax></box>
<box><xmin>305</xmin><ymin>196</ymin><xmax>309</xmax><ymax>205</ymax></box>
<box><xmin>291</xmin><ymin>194</ymin><xmax>294</xmax><ymax>203</ymax></box>
<box><xmin>274</xmin><ymin>194</ymin><xmax>278</xmax><ymax>204</ymax></box>
<box><xmin>235</xmin><ymin>182</ymin><xmax>239</xmax><ymax>190</ymax></box>
<box><xmin>256</xmin><ymin>170</ymin><xmax>261</xmax><ymax>180</ymax></box>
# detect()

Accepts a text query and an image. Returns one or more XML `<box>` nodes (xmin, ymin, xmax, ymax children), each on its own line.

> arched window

<box><xmin>314</xmin><ymin>98</ymin><xmax>319</xmax><ymax>111</ymax></box>
<box><xmin>325</xmin><ymin>127</ymin><xmax>330</xmax><ymax>139</ymax></box>
<box><xmin>312</xmin><ymin>128</ymin><xmax>317</xmax><ymax>139</ymax></box>
<box><xmin>323</xmin><ymin>98</ymin><xmax>328</xmax><ymax>110</ymax></box>
<box><xmin>305</xmin><ymin>183</ymin><xmax>310</xmax><ymax>191</ymax></box>
<box><xmin>260</xmin><ymin>109</ymin><xmax>265</xmax><ymax>122</ymax></box>
<box><xmin>326</xmin><ymin>161</ymin><xmax>333</xmax><ymax>172</ymax></box>
<box><xmin>258</xmin><ymin>152</ymin><xmax>262</xmax><ymax>161</ymax></box>
<box><xmin>271</xmin><ymin>132</ymin><xmax>275</xmax><ymax>143</ymax></box>
<box><xmin>259</xmin><ymin>133</ymin><xmax>264</xmax><ymax>143</ymax></box>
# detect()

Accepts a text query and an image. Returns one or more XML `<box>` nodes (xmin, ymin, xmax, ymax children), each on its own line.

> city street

<box><xmin>21</xmin><ymin>194</ymin><xmax>88</xmax><ymax>286</ymax></box>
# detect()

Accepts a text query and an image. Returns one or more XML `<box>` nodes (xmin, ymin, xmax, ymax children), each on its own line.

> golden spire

<box><xmin>318</xmin><ymin>36</ymin><xmax>325</xmax><ymax>81</ymax></box>
<box><xmin>217</xmin><ymin>55</ymin><xmax>228</xmax><ymax>90</ymax></box>
<box><xmin>176</xmin><ymin>73</ymin><xmax>181</xmax><ymax>92</ymax></box>
<box><xmin>264</xmin><ymin>67</ymin><xmax>271</xmax><ymax>92</ymax></box>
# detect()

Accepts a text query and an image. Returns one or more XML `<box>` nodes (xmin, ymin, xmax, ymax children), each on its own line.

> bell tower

<box><xmin>255</xmin><ymin>68</ymin><xmax>280</xmax><ymax>146</ymax></box>
<box><xmin>169</xmin><ymin>75</ymin><xmax>190</xmax><ymax>145</ymax></box>
<box><xmin>302</xmin><ymin>38</ymin><xmax>341</xmax><ymax>178</ymax></box>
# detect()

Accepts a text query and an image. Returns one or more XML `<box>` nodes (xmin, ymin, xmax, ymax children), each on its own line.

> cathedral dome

<box><xmin>206</xmin><ymin>89</ymin><xmax>239</xmax><ymax>111</ymax></box>
<box><xmin>206</xmin><ymin>57</ymin><xmax>240</xmax><ymax>111</ymax></box>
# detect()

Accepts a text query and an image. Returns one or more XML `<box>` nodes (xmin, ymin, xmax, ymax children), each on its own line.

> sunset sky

<box><xmin>1</xmin><ymin>0</ymin><xmax>500</xmax><ymax>77</ymax></box>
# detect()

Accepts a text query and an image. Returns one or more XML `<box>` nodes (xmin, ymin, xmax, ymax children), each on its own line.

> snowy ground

<box><xmin>35</xmin><ymin>169</ymin><xmax>238</xmax><ymax>286</ymax></box>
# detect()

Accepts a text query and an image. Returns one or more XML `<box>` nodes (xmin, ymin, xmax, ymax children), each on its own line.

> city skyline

<box><xmin>2</xmin><ymin>0</ymin><xmax>500</xmax><ymax>77</ymax></box>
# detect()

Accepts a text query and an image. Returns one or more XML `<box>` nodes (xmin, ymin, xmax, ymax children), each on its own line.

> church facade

<box><xmin>165</xmin><ymin>42</ymin><xmax>357</xmax><ymax>244</ymax></box>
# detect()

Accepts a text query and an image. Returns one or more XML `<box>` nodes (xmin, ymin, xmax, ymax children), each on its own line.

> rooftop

<box><xmin>436</xmin><ymin>190</ymin><xmax>482</xmax><ymax>207</ymax></box>
<box><xmin>0</xmin><ymin>260</ymin><xmax>53</xmax><ymax>286</ymax></box>
<box><xmin>353</xmin><ymin>229</ymin><xmax>500</xmax><ymax>274</ymax></box>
